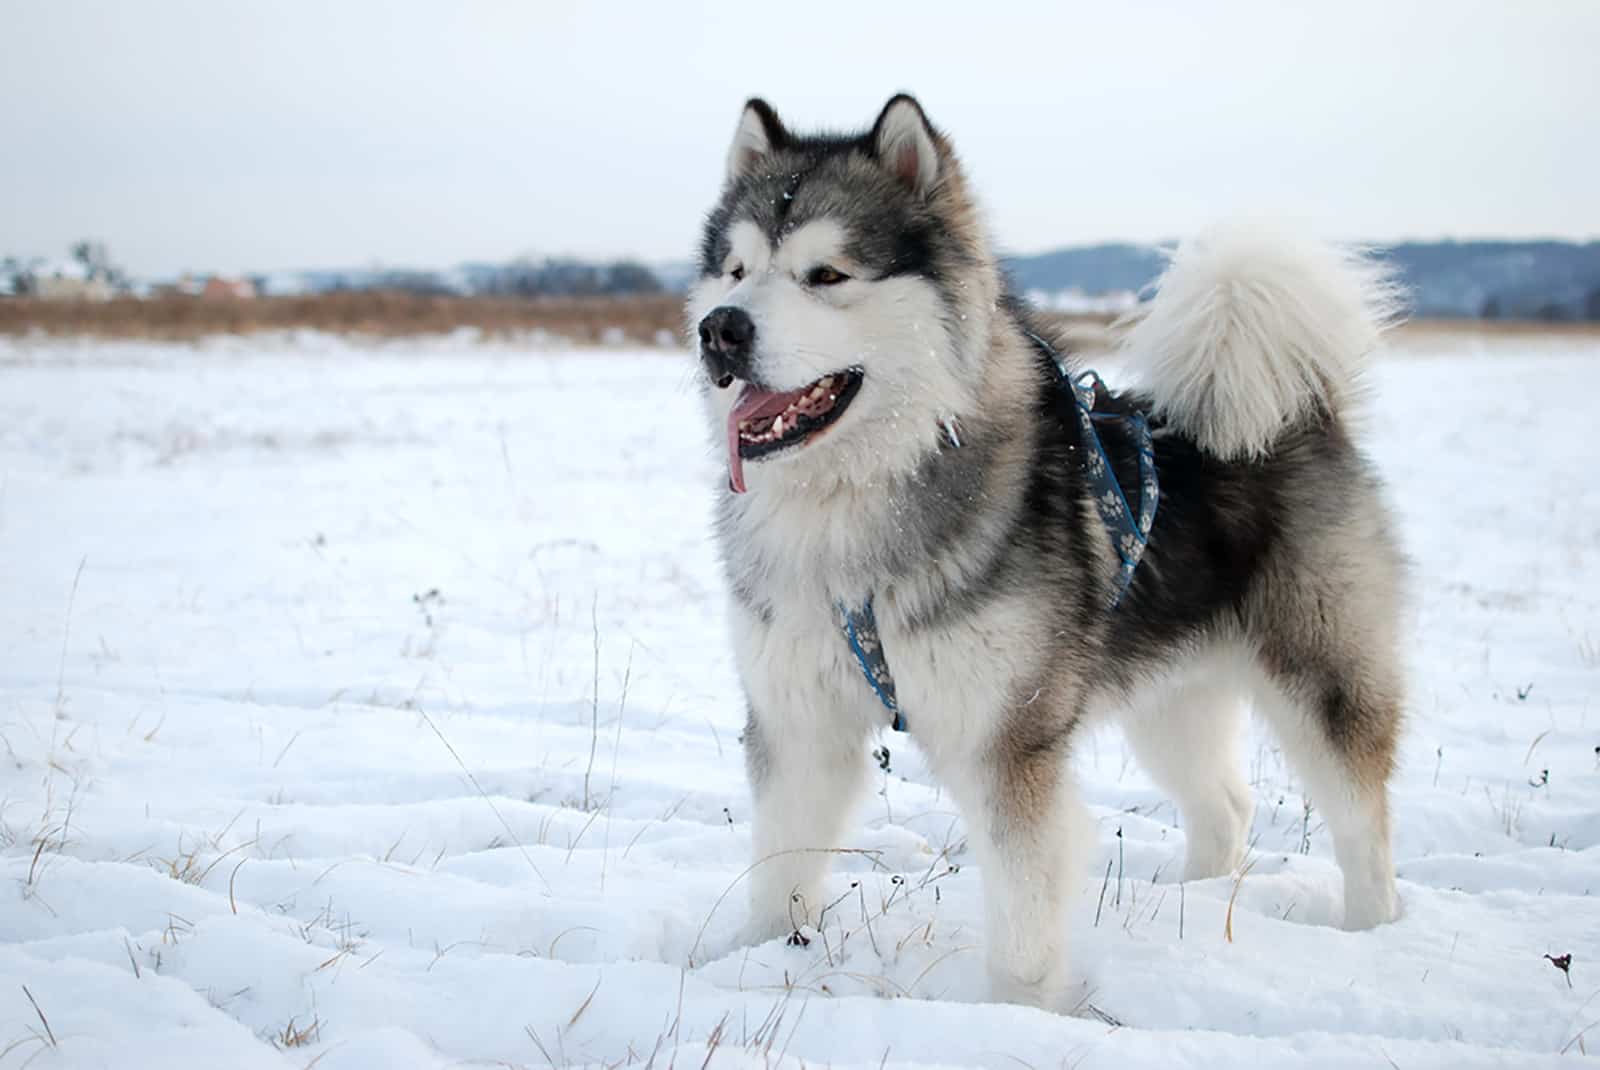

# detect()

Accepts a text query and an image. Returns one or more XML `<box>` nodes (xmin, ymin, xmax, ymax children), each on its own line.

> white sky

<box><xmin>3</xmin><ymin>1</ymin><xmax>1597</xmax><ymax>277</ymax></box>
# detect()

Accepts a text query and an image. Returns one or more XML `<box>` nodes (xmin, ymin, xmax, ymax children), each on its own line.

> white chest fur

<box><xmin>732</xmin><ymin>581</ymin><xmax>1059</xmax><ymax>774</ymax></box>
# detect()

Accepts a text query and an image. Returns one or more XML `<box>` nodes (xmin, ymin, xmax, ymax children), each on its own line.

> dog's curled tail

<box><xmin>1118</xmin><ymin>226</ymin><xmax>1404</xmax><ymax>460</ymax></box>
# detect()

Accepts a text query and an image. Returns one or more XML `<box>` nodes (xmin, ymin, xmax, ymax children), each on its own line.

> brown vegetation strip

<box><xmin>2</xmin><ymin>293</ymin><xmax>1590</xmax><ymax>345</ymax></box>
<box><xmin>0</xmin><ymin>292</ymin><xmax>691</xmax><ymax>344</ymax></box>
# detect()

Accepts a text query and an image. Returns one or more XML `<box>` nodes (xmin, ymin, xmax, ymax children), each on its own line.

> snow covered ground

<box><xmin>1</xmin><ymin>330</ymin><xmax>1597</xmax><ymax>1068</ymax></box>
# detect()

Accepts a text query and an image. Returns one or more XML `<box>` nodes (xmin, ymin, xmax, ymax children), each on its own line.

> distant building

<box><xmin>1025</xmin><ymin>287</ymin><xmax>1140</xmax><ymax>316</ymax></box>
<box><xmin>31</xmin><ymin>260</ymin><xmax>113</xmax><ymax>301</ymax></box>
<box><xmin>201</xmin><ymin>276</ymin><xmax>257</xmax><ymax>300</ymax></box>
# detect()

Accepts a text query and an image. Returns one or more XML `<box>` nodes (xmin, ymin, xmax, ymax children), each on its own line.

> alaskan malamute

<box><xmin>688</xmin><ymin>94</ymin><xmax>1405</xmax><ymax>1008</ymax></box>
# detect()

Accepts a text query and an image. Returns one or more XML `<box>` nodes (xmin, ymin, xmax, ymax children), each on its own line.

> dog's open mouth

<box><xmin>724</xmin><ymin>369</ymin><xmax>863</xmax><ymax>493</ymax></box>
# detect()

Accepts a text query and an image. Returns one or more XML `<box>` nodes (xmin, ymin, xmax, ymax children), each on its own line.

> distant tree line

<box><xmin>1480</xmin><ymin>288</ymin><xmax>1600</xmax><ymax>322</ymax></box>
<box><xmin>3</xmin><ymin>246</ymin><xmax>668</xmax><ymax>302</ymax></box>
<box><xmin>470</xmin><ymin>258</ymin><xmax>663</xmax><ymax>298</ymax></box>
<box><xmin>298</xmin><ymin>258</ymin><xmax>666</xmax><ymax>299</ymax></box>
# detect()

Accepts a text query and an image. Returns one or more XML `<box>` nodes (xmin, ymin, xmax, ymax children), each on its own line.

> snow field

<box><xmin>0</xmin><ymin>332</ymin><xmax>1597</xmax><ymax>1067</ymax></box>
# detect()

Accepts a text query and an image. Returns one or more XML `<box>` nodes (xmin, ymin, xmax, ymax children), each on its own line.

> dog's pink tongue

<box><xmin>725</xmin><ymin>383</ymin><xmax>804</xmax><ymax>494</ymax></box>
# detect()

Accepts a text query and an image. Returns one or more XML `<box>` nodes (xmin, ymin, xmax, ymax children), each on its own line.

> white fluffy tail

<box><xmin>1118</xmin><ymin>226</ymin><xmax>1404</xmax><ymax>460</ymax></box>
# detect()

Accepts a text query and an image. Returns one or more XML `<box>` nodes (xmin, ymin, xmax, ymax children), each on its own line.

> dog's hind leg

<box><xmin>1250</xmin><ymin>650</ymin><xmax>1402</xmax><ymax>930</ymax></box>
<box><xmin>1117</xmin><ymin>657</ymin><xmax>1254</xmax><ymax>881</ymax></box>
<box><xmin>741</xmin><ymin>702</ymin><xmax>871</xmax><ymax>944</ymax></box>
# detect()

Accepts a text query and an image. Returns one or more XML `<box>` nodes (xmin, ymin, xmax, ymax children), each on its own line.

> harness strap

<box><xmin>1071</xmin><ymin>369</ymin><xmax>1159</xmax><ymax>608</ymax></box>
<box><xmin>839</xmin><ymin>333</ymin><xmax>1160</xmax><ymax>731</ymax></box>
<box><xmin>838</xmin><ymin>597</ymin><xmax>906</xmax><ymax>732</ymax></box>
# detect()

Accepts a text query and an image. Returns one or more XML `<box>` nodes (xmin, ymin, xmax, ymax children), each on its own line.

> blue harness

<box><xmin>839</xmin><ymin>340</ymin><xmax>1159</xmax><ymax>733</ymax></box>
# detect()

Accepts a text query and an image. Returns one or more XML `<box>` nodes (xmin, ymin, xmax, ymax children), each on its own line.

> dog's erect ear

<box><xmin>871</xmin><ymin>94</ymin><xmax>941</xmax><ymax>197</ymax></box>
<box><xmin>726</xmin><ymin>98</ymin><xmax>788</xmax><ymax>183</ymax></box>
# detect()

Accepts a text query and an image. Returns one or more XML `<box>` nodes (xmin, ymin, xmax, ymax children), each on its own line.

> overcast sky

<box><xmin>3</xmin><ymin>1</ymin><xmax>1597</xmax><ymax>277</ymax></box>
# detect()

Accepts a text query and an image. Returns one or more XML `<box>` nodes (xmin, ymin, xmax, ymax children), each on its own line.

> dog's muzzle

<box><xmin>697</xmin><ymin>306</ymin><xmax>756</xmax><ymax>388</ymax></box>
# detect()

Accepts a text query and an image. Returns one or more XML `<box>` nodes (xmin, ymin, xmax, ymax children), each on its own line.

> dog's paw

<box><xmin>987</xmin><ymin>960</ymin><xmax>1072</xmax><ymax>1013</ymax></box>
<box><xmin>1342</xmin><ymin>882</ymin><xmax>1400</xmax><ymax>930</ymax></box>
<box><xmin>738</xmin><ymin>911</ymin><xmax>795</xmax><ymax>948</ymax></box>
<box><xmin>1180</xmin><ymin>837</ymin><xmax>1248</xmax><ymax>883</ymax></box>
<box><xmin>1179</xmin><ymin>785</ymin><xmax>1253</xmax><ymax>881</ymax></box>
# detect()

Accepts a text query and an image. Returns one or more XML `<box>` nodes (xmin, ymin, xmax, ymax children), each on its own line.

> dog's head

<box><xmin>688</xmin><ymin>95</ymin><xmax>999</xmax><ymax>494</ymax></box>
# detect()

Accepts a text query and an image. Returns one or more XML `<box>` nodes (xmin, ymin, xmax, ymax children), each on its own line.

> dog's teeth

<box><xmin>771</xmin><ymin>415</ymin><xmax>784</xmax><ymax>436</ymax></box>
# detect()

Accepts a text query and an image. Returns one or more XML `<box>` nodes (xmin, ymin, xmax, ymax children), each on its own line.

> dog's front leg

<box><xmin>741</xmin><ymin>701</ymin><xmax>870</xmax><ymax>944</ymax></box>
<box><xmin>943</xmin><ymin>726</ymin><xmax>1084</xmax><ymax>1010</ymax></box>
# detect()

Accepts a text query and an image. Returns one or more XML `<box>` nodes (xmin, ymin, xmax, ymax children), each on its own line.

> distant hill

<box><xmin>1003</xmin><ymin>240</ymin><xmax>1600</xmax><ymax>321</ymax></box>
<box><xmin>1002</xmin><ymin>244</ymin><xmax>1168</xmax><ymax>298</ymax></box>
<box><xmin>1378</xmin><ymin>241</ymin><xmax>1600</xmax><ymax>320</ymax></box>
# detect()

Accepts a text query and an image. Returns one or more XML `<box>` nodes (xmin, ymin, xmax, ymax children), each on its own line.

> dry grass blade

<box><xmin>274</xmin><ymin>1014</ymin><xmax>322</xmax><ymax>1049</ymax></box>
<box><xmin>123</xmin><ymin>936</ymin><xmax>141</xmax><ymax>979</ymax></box>
<box><xmin>907</xmin><ymin>944</ymin><xmax>979</xmax><ymax>995</ymax></box>
<box><xmin>583</xmin><ymin>595</ymin><xmax>601</xmax><ymax>811</ymax></box>
<box><xmin>228</xmin><ymin>857</ymin><xmax>249</xmax><ymax>914</ymax></box>
<box><xmin>1523</xmin><ymin>728</ymin><xmax>1551</xmax><ymax>767</ymax></box>
<box><xmin>54</xmin><ymin>556</ymin><xmax>88</xmax><ymax>719</ymax></box>
<box><xmin>547</xmin><ymin>925</ymin><xmax>602</xmax><ymax>959</ymax></box>
<box><xmin>699</xmin><ymin>1012</ymin><xmax>729</xmax><ymax>1070</ymax></box>
<box><xmin>524</xmin><ymin>1024</ymin><xmax>558</xmax><ymax>1069</ymax></box>
<box><xmin>600</xmin><ymin>642</ymin><xmax>634</xmax><ymax>890</ymax></box>
<box><xmin>301</xmin><ymin>1043</ymin><xmax>349</xmax><ymax>1070</ymax></box>
<box><xmin>1093</xmin><ymin>857</ymin><xmax>1113</xmax><ymax>927</ymax></box>
<box><xmin>1224</xmin><ymin>857</ymin><xmax>1260</xmax><ymax>943</ymax></box>
<box><xmin>567</xmin><ymin>974</ymin><xmax>602</xmax><ymax>1028</ymax></box>
<box><xmin>26</xmin><ymin>833</ymin><xmax>53</xmax><ymax>891</ymax></box>
<box><xmin>21</xmin><ymin>985</ymin><xmax>57</xmax><ymax>1047</ymax></box>
<box><xmin>0</xmin><ymin>1036</ymin><xmax>49</xmax><ymax>1063</ymax></box>
<box><xmin>563</xmin><ymin>809</ymin><xmax>603</xmax><ymax>863</ymax></box>
<box><xmin>686</xmin><ymin>847</ymin><xmax>883</xmax><ymax>966</ymax></box>
<box><xmin>272</xmin><ymin>730</ymin><xmax>303</xmax><ymax>769</ymax></box>
<box><xmin>415</xmin><ymin>707</ymin><xmax>552</xmax><ymax>894</ymax></box>
<box><xmin>197</xmin><ymin>837</ymin><xmax>258</xmax><ymax>886</ymax></box>
<box><xmin>1562</xmin><ymin>1018</ymin><xmax>1600</xmax><ymax>1055</ymax></box>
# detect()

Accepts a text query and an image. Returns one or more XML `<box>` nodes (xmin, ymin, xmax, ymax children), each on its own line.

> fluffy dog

<box><xmin>688</xmin><ymin>94</ymin><xmax>1404</xmax><ymax>1008</ymax></box>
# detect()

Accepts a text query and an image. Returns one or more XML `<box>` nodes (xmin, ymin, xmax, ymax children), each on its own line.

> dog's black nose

<box><xmin>697</xmin><ymin>306</ymin><xmax>756</xmax><ymax>386</ymax></box>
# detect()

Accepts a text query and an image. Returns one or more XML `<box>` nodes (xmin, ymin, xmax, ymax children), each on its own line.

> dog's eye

<box><xmin>728</xmin><ymin>264</ymin><xmax>745</xmax><ymax>282</ymax></box>
<box><xmin>808</xmin><ymin>266</ymin><xmax>850</xmax><ymax>287</ymax></box>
